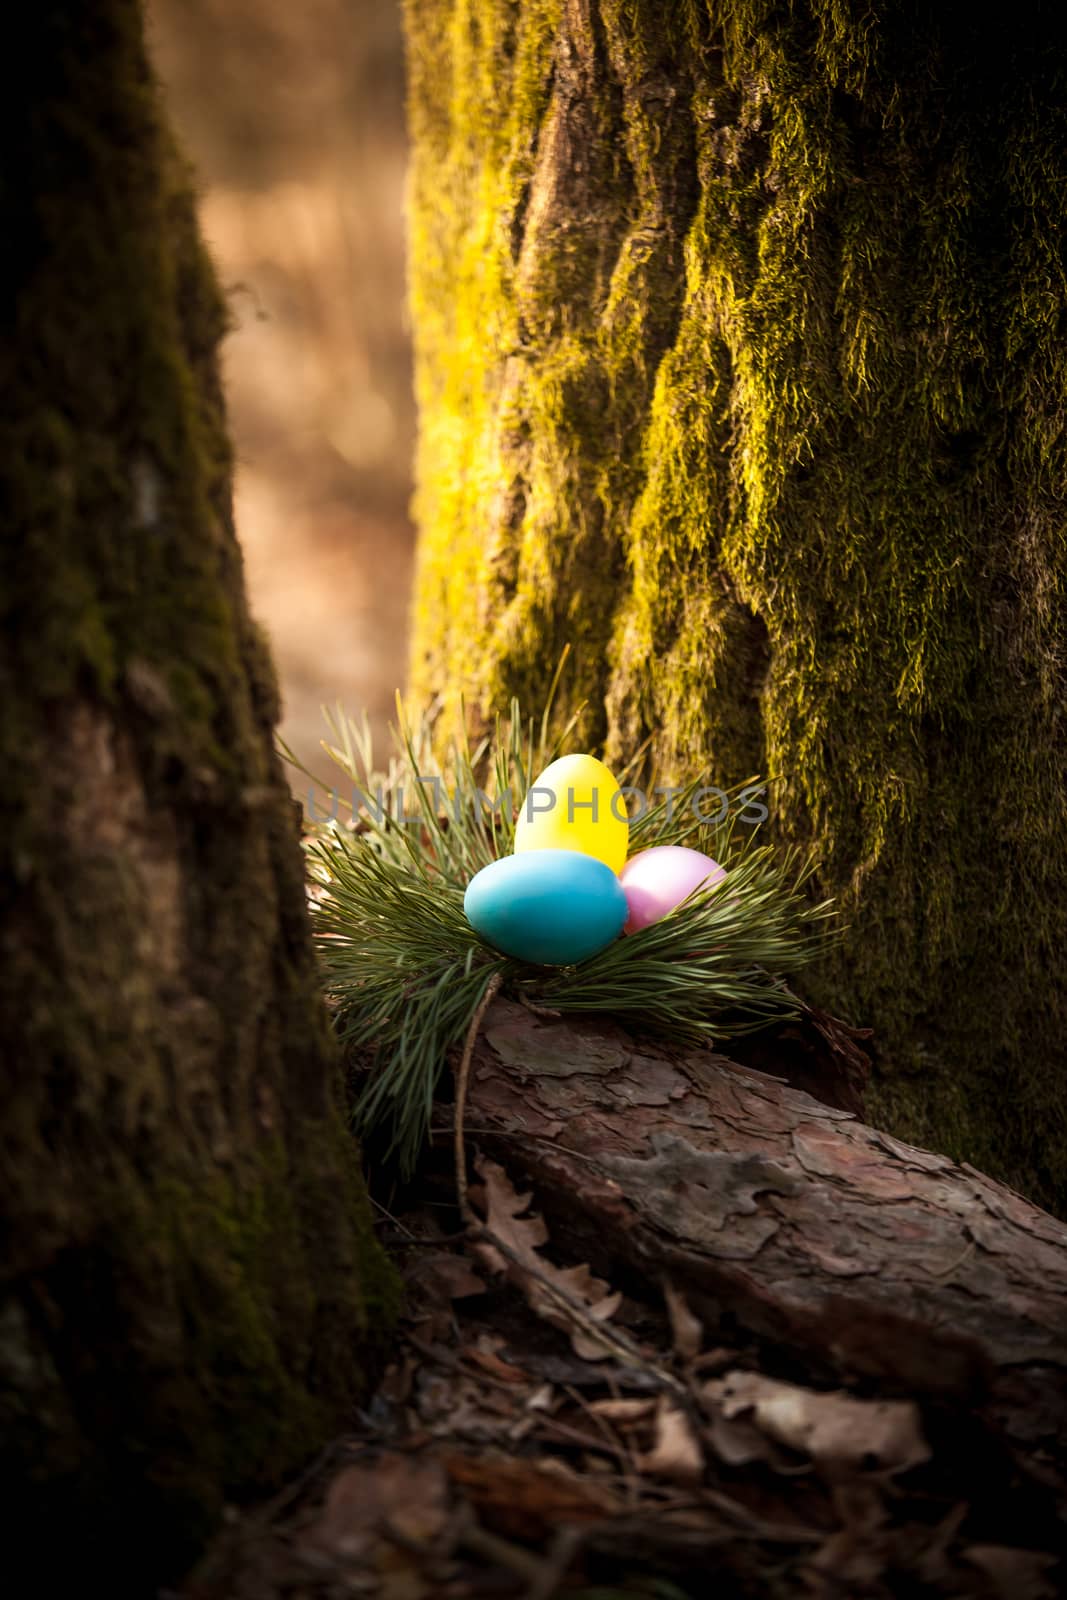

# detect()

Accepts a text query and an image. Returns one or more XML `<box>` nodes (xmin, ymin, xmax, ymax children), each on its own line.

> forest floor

<box><xmin>176</xmin><ymin>1037</ymin><xmax>1066</xmax><ymax>1600</ymax></box>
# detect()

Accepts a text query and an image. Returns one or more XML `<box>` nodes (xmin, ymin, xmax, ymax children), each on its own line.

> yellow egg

<box><xmin>514</xmin><ymin>753</ymin><xmax>629</xmax><ymax>874</ymax></box>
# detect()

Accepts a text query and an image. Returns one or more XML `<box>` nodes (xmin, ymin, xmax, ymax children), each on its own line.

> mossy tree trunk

<box><xmin>404</xmin><ymin>0</ymin><xmax>1067</xmax><ymax>1213</ymax></box>
<box><xmin>0</xmin><ymin>3</ymin><xmax>396</xmax><ymax>1585</ymax></box>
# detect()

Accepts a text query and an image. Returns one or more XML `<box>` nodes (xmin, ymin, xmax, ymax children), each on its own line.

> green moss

<box><xmin>405</xmin><ymin>0</ymin><xmax>1067</xmax><ymax>1212</ymax></box>
<box><xmin>4</xmin><ymin>1129</ymin><xmax>397</xmax><ymax>1579</ymax></box>
<box><xmin>0</xmin><ymin>4</ymin><xmax>260</xmax><ymax>818</ymax></box>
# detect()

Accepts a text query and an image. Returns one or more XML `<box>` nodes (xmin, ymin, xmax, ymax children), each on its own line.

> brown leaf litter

<box><xmin>180</xmin><ymin>1156</ymin><xmax>1064</xmax><ymax>1600</ymax></box>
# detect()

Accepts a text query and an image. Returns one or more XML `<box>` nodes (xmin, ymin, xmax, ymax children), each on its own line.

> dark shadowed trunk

<box><xmin>0</xmin><ymin>3</ymin><xmax>396</xmax><ymax>1585</ymax></box>
<box><xmin>403</xmin><ymin>0</ymin><xmax>1067</xmax><ymax>1215</ymax></box>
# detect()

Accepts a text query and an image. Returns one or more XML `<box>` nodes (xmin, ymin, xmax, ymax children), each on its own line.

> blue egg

<box><xmin>464</xmin><ymin>849</ymin><xmax>628</xmax><ymax>966</ymax></box>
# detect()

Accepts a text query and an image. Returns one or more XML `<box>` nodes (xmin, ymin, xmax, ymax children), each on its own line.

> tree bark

<box><xmin>0</xmin><ymin>3</ymin><xmax>396</xmax><ymax>1585</ymax></box>
<box><xmin>403</xmin><ymin>0</ymin><xmax>1067</xmax><ymax>1214</ymax></box>
<box><xmin>450</xmin><ymin>1000</ymin><xmax>1067</xmax><ymax>1476</ymax></box>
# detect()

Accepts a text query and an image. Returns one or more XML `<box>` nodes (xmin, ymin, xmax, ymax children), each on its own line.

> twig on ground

<box><xmin>369</xmin><ymin>1194</ymin><xmax>418</xmax><ymax>1238</ymax></box>
<box><xmin>524</xmin><ymin>1525</ymin><xmax>586</xmax><ymax>1600</ymax></box>
<box><xmin>454</xmin><ymin>1512</ymin><xmax>552</xmax><ymax>1586</ymax></box>
<box><xmin>515</xmin><ymin>992</ymin><xmax>563</xmax><ymax>1020</ymax></box>
<box><xmin>406</xmin><ymin>1331</ymin><xmax>532</xmax><ymax>1396</ymax></box>
<box><xmin>563</xmin><ymin>1382</ymin><xmax>643</xmax><ymax>1486</ymax></box>
<box><xmin>465</xmin><ymin>1213</ymin><xmax>687</xmax><ymax>1395</ymax></box>
<box><xmin>453</xmin><ymin>970</ymin><xmax>504</xmax><ymax>1225</ymax></box>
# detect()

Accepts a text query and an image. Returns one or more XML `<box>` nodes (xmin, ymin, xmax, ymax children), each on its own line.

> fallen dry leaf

<box><xmin>640</xmin><ymin>1397</ymin><xmax>705</xmax><ymax>1484</ymax></box>
<box><xmin>703</xmin><ymin>1400</ymin><xmax>809</xmax><ymax>1474</ymax></box>
<box><xmin>704</xmin><ymin>1371</ymin><xmax>930</xmax><ymax>1476</ymax></box>
<box><xmin>662</xmin><ymin>1278</ymin><xmax>704</xmax><ymax>1361</ymax></box>
<box><xmin>444</xmin><ymin>1450</ymin><xmax>620</xmax><ymax>1540</ymax></box>
<box><xmin>471</xmin><ymin>1161</ymin><xmax>550</xmax><ymax>1269</ymax></box>
<box><xmin>304</xmin><ymin>1451</ymin><xmax>449</xmax><ymax>1558</ymax></box>
<box><xmin>473</xmin><ymin>1156</ymin><xmax>623</xmax><ymax>1361</ymax></box>
<box><xmin>460</xmin><ymin>1343</ymin><xmax>530</xmax><ymax>1384</ymax></box>
<box><xmin>588</xmin><ymin>1397</ymin><xmax>657</xmax><ymax>1425</ymax></box>
<box><xmin>805</xmin><ymin>1480</ymin><xmax>890</xmax><ymax>1586</ymax></box>
<box><xmin>961</xmin><ymin>1544</ymin><xmax>1058</xmax><ymax>1600</ymax></box>
<box><xmin>690</xmin><ymin>1346</ymin><xmax>734</xmax><ymax>1375</ymax></box>
<box><xmin>407</xmin><ymin>1251</ymin><xmax>487</xmax><ymax>1301</ymax></box>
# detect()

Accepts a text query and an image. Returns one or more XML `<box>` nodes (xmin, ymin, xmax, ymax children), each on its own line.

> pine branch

<box><xmin>292</xmin><ymin>680</ymin><xmax>836</xmax><ymax>1176</ymax></box>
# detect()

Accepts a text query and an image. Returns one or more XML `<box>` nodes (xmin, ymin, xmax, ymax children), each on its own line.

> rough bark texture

<box><xmin>0</xmin><ymin>3</ymin><xmax>396</xmax><ymax>1585</ymax></box>
<box><xmin>451</xmin><ymin>1000</ymin><xmax>1067</xmax><ymax>1471</ymax></box>
<box><xmin>404</xmin><ymin>0</ymin><xmax>1067</xmax><ymax>1214</ymax></box>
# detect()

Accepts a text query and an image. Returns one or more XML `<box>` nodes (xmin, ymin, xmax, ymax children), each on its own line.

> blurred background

<box><xmin>146</xmin><ymin>0</ymin><xmax>415</xmax><ymax>786</ymax></box>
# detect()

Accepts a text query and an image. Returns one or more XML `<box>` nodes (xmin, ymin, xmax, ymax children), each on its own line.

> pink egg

<box><xmin>619</xmin><ymin>845</ymin><xmax>726</xmax><ymax>933</ymax></box>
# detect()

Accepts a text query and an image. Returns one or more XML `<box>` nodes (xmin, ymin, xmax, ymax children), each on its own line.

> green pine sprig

<box><xmin>284</xmin><ymin>663</ymin><xmax>836</xmax><ymax>1175</ymax></box>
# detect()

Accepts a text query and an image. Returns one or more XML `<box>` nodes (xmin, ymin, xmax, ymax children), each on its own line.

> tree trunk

<box><xmin>403</xmin><ymin>0</ymin><xmax>1067</xmax><ymax>1214</ymax></box>
<box><xmin>0</xmin><ymin>3</ymin><xmax>396</xmax><ymax>1585</ymax></box>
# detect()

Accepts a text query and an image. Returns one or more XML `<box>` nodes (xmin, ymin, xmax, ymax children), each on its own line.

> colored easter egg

<box><xmin>619</xmin><ymin>845</ymin><xmax>726</xmax><ymax>933</ymax></box>
<box><xmin>464</xmin><ymin>849</ymin><xmax>628</xmax><ymax>965</ymax></box>
<box><xmin>513</xmin><ymin>753</ymin><xmax>629</xmax><ymax>874</ymax></box>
